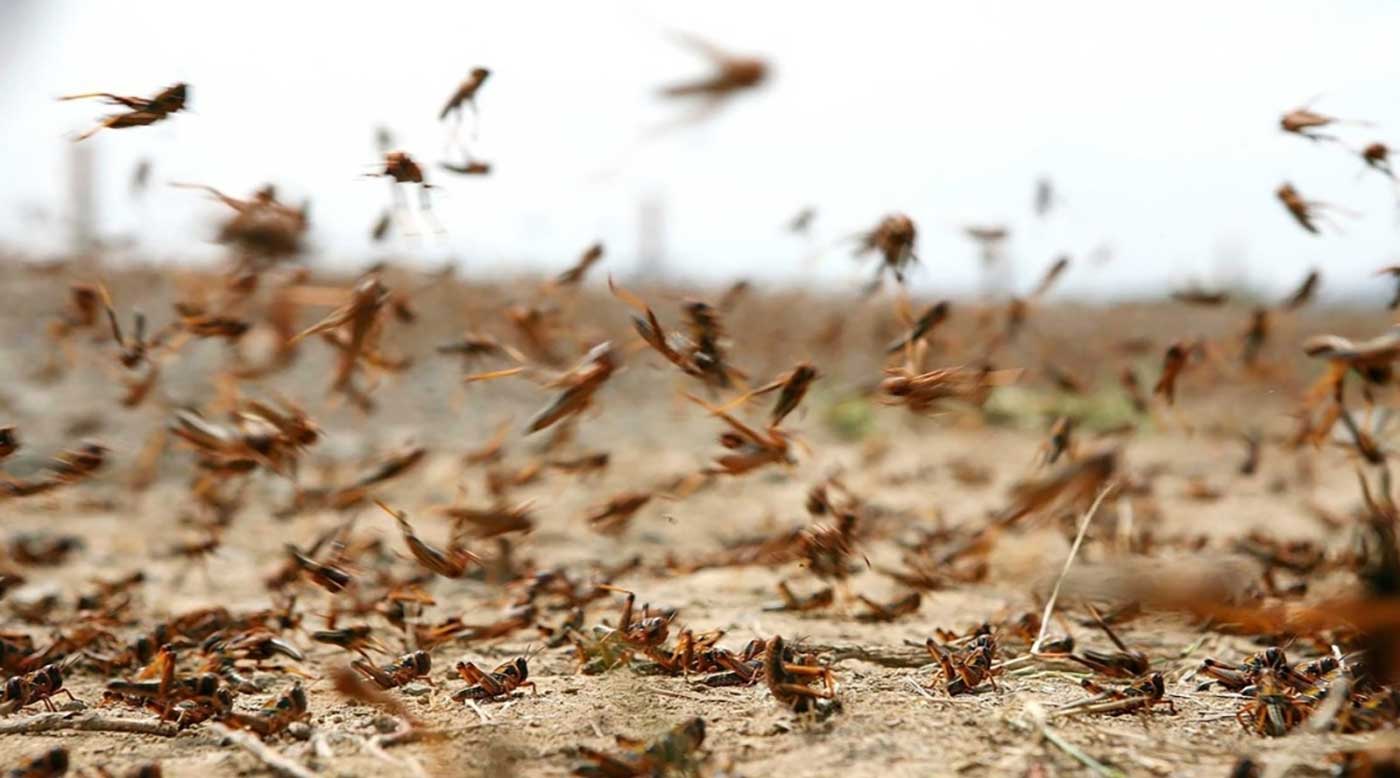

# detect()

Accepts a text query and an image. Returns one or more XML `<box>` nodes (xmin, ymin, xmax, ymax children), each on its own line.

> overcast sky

<box><xmin>2</xmin><ymin>1</ymin><xmax>1400</xmax><ymax>299</ymax></box>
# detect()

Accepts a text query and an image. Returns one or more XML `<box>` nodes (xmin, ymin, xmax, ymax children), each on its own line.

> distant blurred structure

<box><xmin>637</xmin><ymin>193</ymin><xmax>667</xmax><ymax>281</ymax></box>
<box><xmin>0</xmin><ymin>2</ymin><xmax>38</xmax><ymax>76</ymax></box>
<box><xmin>68</xmin><ymin>142</ymin><xmax>97</xmax><ymax>252</ymax></box>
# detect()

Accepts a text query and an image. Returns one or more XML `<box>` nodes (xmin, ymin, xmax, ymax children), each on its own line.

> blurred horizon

<box><xmin>3</xmin><ymin>1</ymin><xmax>1400</xmax><ymax>303</ymax></box>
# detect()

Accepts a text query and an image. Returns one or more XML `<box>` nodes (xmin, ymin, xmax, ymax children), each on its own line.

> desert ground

<box><xmin>0</xmin><ymin>259</ymin><xmax>1395</xmax><ymax>778</ymax></box>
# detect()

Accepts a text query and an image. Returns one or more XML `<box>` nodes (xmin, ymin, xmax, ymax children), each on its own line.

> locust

<box><xmin>61</xmin><ymin>83</ymin><xmax>188</xmax><ymax>141</ymax></box>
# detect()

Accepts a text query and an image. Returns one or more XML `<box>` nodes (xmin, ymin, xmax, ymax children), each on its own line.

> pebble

<box><xmin>401</xmin><ymin>683</ymin><xmax>431</xmax><ymax>696</ymax></box>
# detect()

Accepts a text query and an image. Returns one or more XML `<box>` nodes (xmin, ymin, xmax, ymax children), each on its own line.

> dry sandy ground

<box><xmin>0</xmin><ymin>263</ymin><xmax>1393</xmax><ymax>777</ymax></box>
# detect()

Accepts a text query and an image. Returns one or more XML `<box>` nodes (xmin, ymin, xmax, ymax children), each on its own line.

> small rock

<box><xmin>401</xmin><ymin>683</ymin><xmax>431</xmax><ymax>697</ymax></box>
<box><xmin>372</xmin><ymin>716</ymin><xmax>398</xmax><ymax>733</ymax></box>
<box><xmin>252</xmin><ymin>674</ymin><xmax>282</xmax><ymax>691</ymax></box>
<box><xmin>60</xmin><ymin>700</ymin><xmax>87</xmax><ymax>712</ymax></box>
<box><xmin>286</xmin><ymin>722</ymin><xmax>312</xmax><ymax>741</ymax></box>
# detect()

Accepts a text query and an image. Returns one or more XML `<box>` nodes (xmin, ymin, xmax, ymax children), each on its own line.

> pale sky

<box><xmin>3</xmin><ymin>1</ymin><xmax>1400</xmax><ymax>299</ymax></box>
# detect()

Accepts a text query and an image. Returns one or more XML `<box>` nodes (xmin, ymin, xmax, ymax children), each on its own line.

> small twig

<box><xmin>372</xmin><ymin>726</ymin><xmax>430</xmax><ymax>749</ymax></box>
<box><xmin>1195</xmin><ymin>713</ymin><xmax>1238</xmax><ymax>723</ymax></box>
<box><xmin>1032</xmin><ymin>483</ymin><xmax>1115</xmax><ymax>654</ymax></box>
<box><xmin>1012</xmin><ymin>707</ymin><xmax>1125</xmax><ymax>778</ymax></box>
<box><xmin>1176</xmin><ymin>632</ymin><xmax>1210</xmax><ymax>660</ymax></box>
<box><xmin>808</xmin><ymin>643</ymin><xmax>931</xmax><ymax>668</ymax></box>
<box><xmin>0</xmin><ymin>712</ymin><xmax>177</xmax><ymax>737</ymax></box>
<box><xmin>651</xmin><ymin>688</ymin><xmax>713</xmax><ymax>703</ymax></box>
<box><xmin>1052</xmin><ymin>697</ymin><xmax>1163</xmax><ymax>718</ymax></box>
<box><xmin>991</xmin><ymin>654</ymin><xmax>1037</xmax><ymax>672</ymax></box>
<box><xmin>359</xmin><ymin>733</ymin><xmax>428</xmax><ymax>778</ymax></box>
<box><xmin>1041</xmin><ymin>727</ymin><xmax>1124</xmax><ymax>778</ymax></box>
<box><xmin>211</xmin><ymin>723</ymin><xmax>318</xmax><ymax>778</ymax></box>
<box><xmin>465</xmin><ymin>698</ymin><xmax>492</xmax><ymax>724</ymax></box>
<box><xmin>904</xmin><ymin>676</ymin><xmax>966</xmax><ymax>703</ymax></box>
<box><xmin>906</xmin><ymin>677</ymin><xmax>936</xmax><ymax>700</ymax></box>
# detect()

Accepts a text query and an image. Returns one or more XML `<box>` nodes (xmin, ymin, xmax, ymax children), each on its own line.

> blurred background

<box><xmin>2</xmin><ymin>0</ymin><xmax>1399</xmax><ymax>299</ymax></box>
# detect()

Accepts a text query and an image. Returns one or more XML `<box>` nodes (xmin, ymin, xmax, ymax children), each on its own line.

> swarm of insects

<box><xmin>19</xmin><ymin>48</ymin><xmax>1400</xmax><ymax>778</ymax></box>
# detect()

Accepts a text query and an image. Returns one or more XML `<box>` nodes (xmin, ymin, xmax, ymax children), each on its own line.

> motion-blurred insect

<box><xmin>1276</xmin><ymin>182</ymin><xmax>1346</xmax><ymax>235</ymax></box>
<box><xmin>440</xmin><ymin>68</ymin><xmax>491</xmax><ymax>125</ymax></box>
<box><xmin>1029</xmin><ymin>255</ymin><xmax>1070</xmax><ymax>299</ymax></box>
<box><xmin>885</xmin><ymin>303</ymin><xmax>949</xmax><ymax>356</ymax></box>
<box><xmin>61</xmin><ymin>82</ymin><xmax>188</xmax><ymax>141</ymax></box>
<box><xmin>376</xmin><ymin>499</ymin><xmax>479</xmax><ymax>579</ymax></box>
<box><xmin>658</xmin><ymin>33</ymin><xmax>767</xmax><ymax>127</ymax></box>
<box><xmin>439</xmin><ymin>160</ymin><xmax>491</xmax><ymax>176</ymax></box>
<box><xmin>688</xmin><ymin>393</ymin><xmax>796</xmax><ymax>476</ymax></box>
<box><xmin>763</xmin><ymin>581</ymin><xmax>834</xmax><ymax>613</ymax></box>
<box><xmin>1378</xmin><ymin>266</ymin><xmax>1400</xmax><ymax>310</ymax></box>
<box><xmin>609</xmin><ymin>280</ymin><xmax>743</xmax><ymax>390</ymax></box>
<box><xmin>1282</xmin><ymin>269</ymin><xmax>1320</xmax><ymax>310</ymax></box>
<box><xmin>1171</xmin><ymin>285</ymin><xmax>1229</xmax><ymax>306</ymax></box>
<box><xmin>1242</xmin><ymin>308</ymin><xmax>1270</xmax><ymax>367</ymax></box>
<box><xmin>1033</xmin><ymin>176</ymin><xmax>1056</xmax><ymax>218</ymax></box>
<box><xmin>524</xmin><ymin>342</ymin><xmax>619</xmax><ymax>434</ymax></box>
<box><xmin>1361</xmin><ymin>142</ymin><xmax>1395</xmax><ymax>181</ymax></box>
<box><xmin>371</xmin><ymin>152</ymin><xmax>443</xmax><ymax>235</ymax></box>
<box><xmin>172</xmin><ymin>182</ymin><xmax>309</xmax><ymax>261</ymax></box>
<box><xmin>854</xmin><ymin>592</ymin><xmax>921</xmax><ymax>623</ymax></box>
<box><xmin>584</xmin><ymin>491</ymin><xmax>653</xmax><ymax>535</ymax></box>
<box><xmin>1067</xmin><ymin>605</ymin><xmax>1150</xmax><ymax>678</ymax></box>
<box><xmin>131</xmin><ymin>159</ymin><xmax>152</xmax><ymax>197</ymax></box>
<box><xmin>788</xmin><ymin>207</ymin><xmax>816</xmax><ymax>234</ymax></box>
<box><xmin>1154</xmin><ymin>341</ymin><xmax>1188</xmax><ymax>404</ymax></box>
<box><xmin>1239</xmin><ymin>431</ymin><xmax>1261</xmax><ymax>476</ymax></box>
<box><xmin>310</xmin><ymin>625</ymin><xmax>387</xmax><ymax>662</ymax></box>
<box><xmin>8</xmin><ymin>747</ymin><xmax>68</xmax><ymax>778</ymax></box>
<box><xmin>555</xmin><ymin>243</ymin><xmax>605</xmax><ymax>287</ymax></box>
<box><xmin>1279</xmin><ymin>102</ymin><xmax>1368</xmax><ymax>144</ymax></box>
<box><xmin>855</xmin><ymin>213</ymin><xmax>918</xmax><ymax>285</ymax></box>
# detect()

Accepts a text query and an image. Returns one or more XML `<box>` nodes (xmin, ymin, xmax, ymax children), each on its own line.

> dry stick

<box><xmin>1012</xmin><ymin>705</ymin><xmax>1124</xmax><ymax>778</ymax></box>
<box><xmin>211</xmin><ymin>723</ymin><xmax>318</xmax><ymax>778</ymax></box>
<box><xmin>1030</xmin><ymin>483</ymin><xmax>1116</xmax><ymax>655</ymax></box>
<box><xmin>358</xmin><ymin>734</ymin><xmax>428</xmax><ymax>778</ymax></box>
<box><xmin>1040</xmin><ymin>726</ymin><xmax>1124</xmax><ymax>778</ymax></box>
<box><xmin>0</xmin><ymin>712</ymin><xmax>177</xmax><ymax>737</ymax></box>
<box><xmin>464</xmin><ymin>698</ymin><xmax>492</xmax><ymax>724</ymax></box>
<box><xmin>904</xmin><ymin>676</ymin><xmax>965</xmax><ymax>704</ymax></box>
<box><xmin>809</xmin><ymin>643</ymin><xmax>930</xmax><ymax>668</ymax></box>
